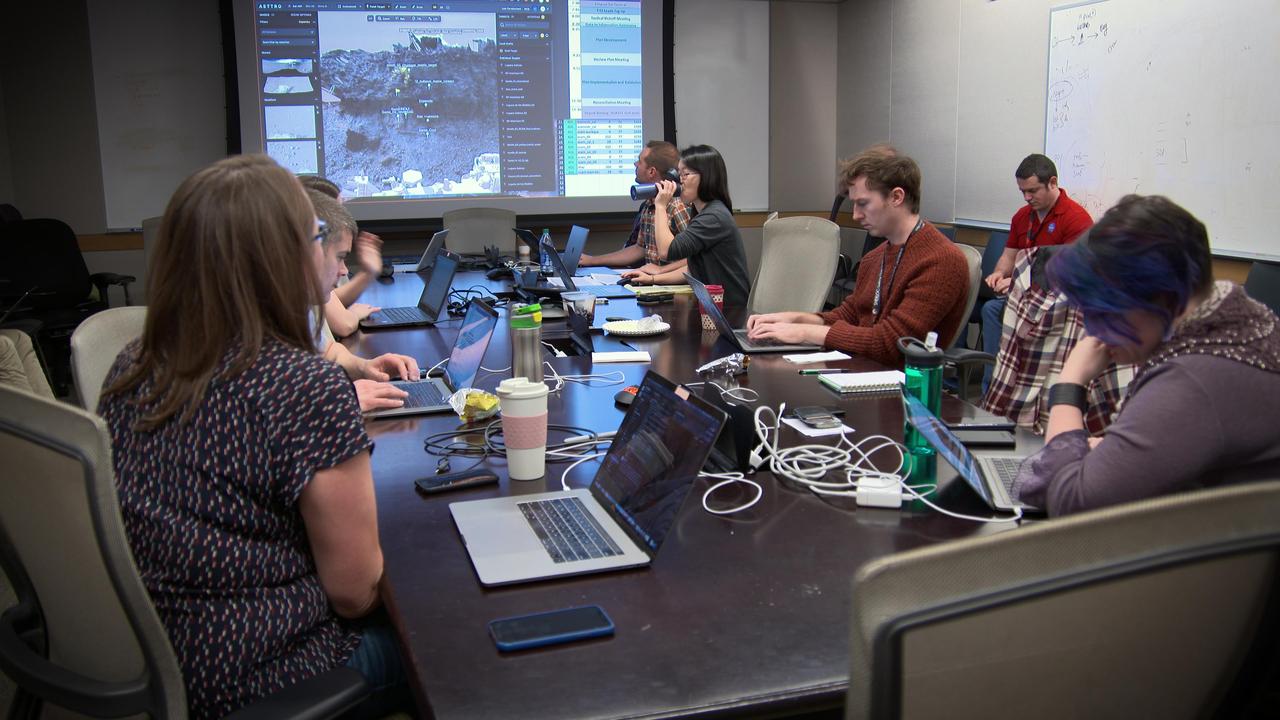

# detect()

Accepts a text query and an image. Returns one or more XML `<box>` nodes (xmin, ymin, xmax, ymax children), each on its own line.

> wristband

<box><xmin>1047</xmin><ymin>382</ymin><xmax>1088</xmax><ymax>412</ymax></box>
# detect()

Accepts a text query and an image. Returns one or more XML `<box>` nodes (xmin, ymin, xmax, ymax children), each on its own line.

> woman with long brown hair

<box><xmin>99</xmin><ymin>155</ymin><xmax>403</xmax><ymax>718</ymax></box>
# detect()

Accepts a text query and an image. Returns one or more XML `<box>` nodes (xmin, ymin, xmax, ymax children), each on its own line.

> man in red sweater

<box><xmin>747</xmin><ymin>149</ymin><xmax>968</xmax><ymax>367</ymax></box>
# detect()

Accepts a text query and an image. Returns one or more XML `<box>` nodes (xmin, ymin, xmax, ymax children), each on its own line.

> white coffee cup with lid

<box><xmin>497</xmin><ymin>377</ymin><xmax>549</xmax><ymax>480</ymax></box>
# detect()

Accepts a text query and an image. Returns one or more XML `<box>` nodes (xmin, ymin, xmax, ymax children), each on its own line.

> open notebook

<box><xmin>818</xmin><ymin>370</ymin><xmax>905</xmax><ymax>394</ymax></box>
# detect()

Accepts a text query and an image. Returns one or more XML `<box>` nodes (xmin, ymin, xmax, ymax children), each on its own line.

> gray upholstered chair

<box><xmin>0</xmin><ymin>328</ymin><xmax>53</xmax><ymax>398</ymax></box>
<box><xmin>441</xmin><ymin>207</ymin><xmax>518</xmax><ymax>255</ymax></box>
<box><xmin>942</xmin><ymin>243</ymin><xmax>996</xmax><ymax>398</ymax></box>
<box><xmin>71</xmin><ymin>305</ymin><xmax>147</xmax><ymax>411</ymax></box>
<box><xmin>747</xmin><ymin>215</ymin><xmax>841</xmax><ymax>315</ymax></box>
<box><xmin>0</xmin><ymin>387</ymin><xmax>370</xmax><ymax>719</ymax></box>
<box><xmin>848</xmin><ymin>480</ymin><xmax>1280</xmax><ymax>720</ymax></box>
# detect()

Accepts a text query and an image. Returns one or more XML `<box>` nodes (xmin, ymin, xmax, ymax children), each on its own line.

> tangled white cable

<box><xmin>541</xmin><ymin>361</ymin><xmax>626</xmax><ymax>394</ymax></box>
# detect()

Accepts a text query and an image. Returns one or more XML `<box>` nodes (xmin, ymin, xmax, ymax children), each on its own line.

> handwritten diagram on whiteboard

<box><xmin>1044</xmin><ymin>0</ymin><xmax>1280</xmax><ymax>260</ymax></box>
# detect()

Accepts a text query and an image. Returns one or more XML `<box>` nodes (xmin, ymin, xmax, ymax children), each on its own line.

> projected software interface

<box><xmin>253</xmin><ymin>1</ymin><xmax>642</xmax><ymax>200</ymax></box>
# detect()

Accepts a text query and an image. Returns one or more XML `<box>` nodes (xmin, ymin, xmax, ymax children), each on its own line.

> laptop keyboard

<box><xmin>987</xmin><ymin>457</ymin><xmax>1022</xmax><ymax>492</ymax></box>
<box><xmin>518</xmin><ymin>497</ymin><xmax>624</xmax><ymax>563</ymax></box>
<box><xmin>378</xmin><ymin>306</ymin><xmax>429</xmax><ymax>323</ymax></box>
<box><xmin>403</xmin><ymin>381</ymin><xmax>447</xmax><ymax>407</ymax></box>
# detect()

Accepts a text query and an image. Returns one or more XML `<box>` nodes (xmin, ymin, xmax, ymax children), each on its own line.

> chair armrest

<box><xmin>89</xmin><ymin>273</ymin><xmax>137</xmax><ymax>306</ymax></box>
<box><xmin>224</xmin><ymin>666</ymin><xmax>370</xmax><ymax>720</ymax></box>
<box><xmin>944</xmin><ymin>348</ymin><xmax>996</xmax><ymax>367</ymax></box>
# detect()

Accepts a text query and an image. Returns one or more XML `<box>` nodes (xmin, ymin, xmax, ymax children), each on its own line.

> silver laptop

<box><xmin>685</xmin><ymin>273</ymin><xmax>821</xmax><ymax>353</ymax></box>
<box><xmin>391</xmin><ymin>229</ymin><xmax>448</xmax><ymax>273</ymax></box>
<box><xmin>522</xmin><ymin>235</ymin><xmax>634</xmax><ymax>299</ymax></box>
<box><xmin>901</xmin><ymin>391</ymin><xmax>1039</xmax><ymax>513</ymax></box>
<box><xmin>559</xmin><ymin>225</ymin><xmax>590</xmax><ymax>276</ymax></box>
<box><xmin>360</xmin><ymin>252</ymin><xmax>459</xmax><ymax>330</ymax></box>
<box><xmin>368</xmin><ymin>299</ymin><xmax>499</xmax><ymax>418</ymax></box>
<box><xmin>450</xmin><ymin>372</ymin><xmax>727</xmax><ymax>586</ymax></box>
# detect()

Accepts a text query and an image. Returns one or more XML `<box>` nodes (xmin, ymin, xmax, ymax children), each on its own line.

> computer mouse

<box><xmin>485</xmin><ymin>267</ymin><xmax>513</xmax><ymax>280</ymax></box>
<box><xmin>379</xmin><ymin>262</ymin><xmax>394</xmax><ymax>278</ymax></box>
<box><xmin>616</xmin><ymin>276</ymin><xmax>631</xmax><ymax>285</ymax></box>
<box><xmin>614</xmin><ymin>386</ymin><xmax>639</xmax><ymax>406</ymax></box>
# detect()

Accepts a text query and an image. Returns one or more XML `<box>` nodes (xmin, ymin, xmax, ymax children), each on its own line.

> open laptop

<box><xmin>686</xmin><ymin>273</ymin><xmax>821</xmax><ymax>354</ymax></box>
<box><xmin>521</xmin><ymin>234</ymin><xmax>635</xmax><ymax>299</ymax></box>
<box><xmin>360</xmin><ymin>252</ymin><xmax>459</xmax><ymax>330</ymax></box>
<box><xmin>513</xmin><ymin>226</ymin><xmax>606</xmax><ymax>280</ymax></box>
<box><xmin>368</xmin><ymin>298</ymin><xmax>499</xmax><ymax>418</ymax></box>
<box><xmin>901</xmin><ymin>391</ymin><xmax>1039</xmax><ymax>513</ymax></box>
<box><xmin>450</xmin><ymin>372</ymin><xmax>727</xmax><ymax>586</ymax></box>
<box><xmin>390</xmin><ymin>229</ymin><xmax>448</xmax><ymax>273</ymax></box>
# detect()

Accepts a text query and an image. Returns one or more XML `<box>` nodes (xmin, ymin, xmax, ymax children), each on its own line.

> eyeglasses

<box><xmin>678</xmin><ymin>170</ymin><xmax>699</xmax><ymax>180</ymax></box>
<box><xmin>313</xmin><ymin>219</ymin><xmax>328</xmax><ymax>244</ymax></box>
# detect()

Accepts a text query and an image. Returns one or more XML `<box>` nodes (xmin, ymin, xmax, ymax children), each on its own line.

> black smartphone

<box><xmin>951</xmin><ymin>430</ymin><xmax>1017</xmax><ymax>448</ymax></box>
<box><xmin>489</xmin><ymin>605</ymin><xmax>615</xmax><ymax>652</ymax></box>
<box><xmin>414</xmin><ymin>469</ymin><xmax>499</xmax><ymax>494</ymax></box>
<box><xmin>790</xmin><ymin>405</ymin><xmax>843</xmax><ymax>429</ymax></box>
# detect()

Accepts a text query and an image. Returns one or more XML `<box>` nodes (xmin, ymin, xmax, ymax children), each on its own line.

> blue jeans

<box><xmin>345</xmin><ymin>620</ymin><xmax>414</xmax><ymax>719</ymax></box>
<box><xmin>981</xmin><ymin>296</ymin><xmax>1007</xmax><ymax>392</ymax></box>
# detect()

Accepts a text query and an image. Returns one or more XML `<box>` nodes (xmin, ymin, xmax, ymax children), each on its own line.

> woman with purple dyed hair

<box><xmin>1013</xmin><ymin>194</ymin><xmax>1280</xmax><ymax>515</ymax></box>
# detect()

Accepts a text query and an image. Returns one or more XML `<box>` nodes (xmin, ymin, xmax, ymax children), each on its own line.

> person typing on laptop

<box><xmin>309</xmin><ymin>190</ymin><xmax>425</xmax><ymax>412</ymax></box>
<box><xmin>302</xmin><ymin>176</ymin><xmax>384</xmax><ymax>337</ymax></box>
<box><xmin>1012</xmin><ymin>195</ymin><xmax>1280</xmax><ymax>515</ymax></box>
<box><xmin>745</xmin><ymin>147</ymin><xmax>967</xmax><ymax>367</ymax></box>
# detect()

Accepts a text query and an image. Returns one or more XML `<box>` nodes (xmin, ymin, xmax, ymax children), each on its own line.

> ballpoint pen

<box><xmin>798</xmin><ymin>368</ymin><xmax>843</xmax><ymax>375</ymax></box>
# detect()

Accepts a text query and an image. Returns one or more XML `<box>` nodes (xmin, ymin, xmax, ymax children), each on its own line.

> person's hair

<box><xmin>307</xmin><ymin>188</ymin><xmax>357</xmax><ymax>245</ymax></box>
<box><xmin>299</xmin><ymin>174</ymin><xmax>341</xmax><ymax>198</ymax></box>
<box><xmin>680</xmin><ymin>144</ymin><xmax>732</xmax><ymax>209</ymax></box>
<box><xmin>1015</xmin><ymin>154</ymin><xmax>1058</xmax><ymax>184</ymax></box>
<box><xmin>838</xmin><ymin>147</ymin><xmax>922</xmax><ymax>213</ymax></box>
<box><xmin>104</xmin><ymin>155</ymin><xmax>321</xmax><ymax>430</ymax></box>
<box><xmin>1046</xmin><ymin>194</ymin><xmax>1213</xmax><ymax>345</ymax></box>
<box><xmin>644</xmin><ymin>140</ymin><xmax>680</xmax><ymax>176</ymax></box>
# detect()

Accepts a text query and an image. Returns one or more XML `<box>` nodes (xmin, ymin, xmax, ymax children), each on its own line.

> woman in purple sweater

<box><xmin>1013</xmin><ymin>195</ymin><xmax>1280</xmax><ymax>515</ymax></box>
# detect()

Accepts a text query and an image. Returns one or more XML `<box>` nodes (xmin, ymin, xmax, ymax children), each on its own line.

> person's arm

<box><xmin>985</xmin><ymin>247</ymin><xmax>1019</xmax><ymax>292</ymax></box>
<box><xmin>334</xmin><ymin>232</ymin><xmax>383</xmax><ymax>307</ymax></box>
<box><xmin>1045</xmin><ymin>336</ymin><xmax>1112</xmax><ymax>442</ymax></box>
<box><xmin>323</xmin><ymin>291</ymin><xmax>362</xmax><ymax>339</ymax></box>
<box><xmin>621</xmin><ymin>258</ymin><xmax>689</xmax><ymax>284</ymax></box>
<box><xmin>651</xmin><ymin>180</ymin><xmax>680</xmax><ymax>260</ymax></box>
<box><xmin>322</xmin><ymin>339</ymin><xmax>420</xmax><ymax>381</ymax></box>
<box><xmin>580</xmin><ymin>244</ymin><xmax>644</xmax><ymax>268</ymax></box>
<box><xmin>299</xmin><ymin>450</ymin><xmax>383</xmax><ymax>618</ymax></box>
<box><xmin>745</xmin><ymin>312</ymin><xmax>827</xmax><ymax>344</ymax></box>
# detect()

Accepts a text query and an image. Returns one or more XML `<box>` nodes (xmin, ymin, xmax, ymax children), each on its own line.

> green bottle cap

<box><xmin>511</xmin><ymin>303</ymin><xmax>542</xmax><ymax>328</ymax></box>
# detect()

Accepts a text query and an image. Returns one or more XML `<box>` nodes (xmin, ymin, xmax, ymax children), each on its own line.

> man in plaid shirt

<box><xmin>982</xmin><ymin>246</ymin><xmax>1133</xmax><ymax>434</ymax></box>
<box><xmin>579</xmin><ymin>141</ymin><xmax>692</xmax><ymax>281</ymax></box>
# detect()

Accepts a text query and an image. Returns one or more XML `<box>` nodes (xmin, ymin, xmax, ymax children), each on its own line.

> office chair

<box><xmin>0</xmin><ymin>218</ymin><xmax>136</xmax><ymax>395</ymax></box>
<box><xmin>748</xmin><ymin>216</ymin><xmax>841</xmax><ymax>315</ymax></box>
<box><xmin>1244</xmin><ymin>261</ymin><xmax>1280</xmax><ymax>317</ymax></box>
<box><xmin>966</xmin><ymin>230</ymin><xmax>1009</xmax><ymax>346</ymax></box>
<box><xmin>441</xmin><ymin>207</ymin><xmax>518</xmax><ymax>255</ymax></box>
<box><xmin>941</xmin><ymin>243</ymin><xmax>995</xmax><ymax>398</ymax></box>
<box><xmin>848</xmin><ymin>480</ymin><xmax>1280</xmax><ymax>720</ymax></box>
<box><xmin>828</xmin><ymin>227</ymin><xmax>873</xmax><ymax>309</ymax></box>
<box><xmin>0</xmin><ymin>386</ymin><xmax>371</xmax><ymax>719</ymax></box>
<box><xmin>934</xmin><ymin>225</ymin><xmax>957</xmax><ymax>242</ymax></box>
<box><xmin>71</xmin><ymin>305</ymin><xmax>147</xmax><ymax>411</ymax></box>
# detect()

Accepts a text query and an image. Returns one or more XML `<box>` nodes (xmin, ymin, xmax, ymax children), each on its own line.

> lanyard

<box><xmin>871</xmin><ymin>218</ymin><xmax>925</xmax><ymax>319</ymax></box>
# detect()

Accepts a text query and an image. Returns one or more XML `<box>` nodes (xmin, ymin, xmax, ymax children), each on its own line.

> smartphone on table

<box><xmin>489</xmin><ymin>605</ymin><xmax>615</xmax><ymax>652</ymax></box>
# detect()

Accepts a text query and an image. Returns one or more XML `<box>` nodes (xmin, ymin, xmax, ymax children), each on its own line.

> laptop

<box><xmin>360</xmin><ymin>252</ymin><xmax>459</xmax><ymax>330</ymax></box>
<box><xmin>685</xmin><ymin>274</ymin><xmax>821</xmax><ymax>354</ymax></box>
<box><xmin>513</xmin><ymin>226</ymin><xmax>610</xmax><ymax>280</ymax></box>
<box><xmin>900</xmin><ymin>391</ymin><xmax>1039</xmax><ymax>513</ymax></box>
<box><xmin>450</xmin><ymin>372</ymin><xmax>727</xmax><ymax>586</ymax></box>
<box><xmin>368</xmin><ymin>298</ymin><xmax>499</xmax><ymax>418</ymax></box>
<box><xmin>390</xmin><ymin>229</ymin><xmax>448</xmax><ymax>273</ymax></box>
<box><xmin>521</xmin><ymin>235</ymin><xmax>635</xmax><ymax>299</ymax></box>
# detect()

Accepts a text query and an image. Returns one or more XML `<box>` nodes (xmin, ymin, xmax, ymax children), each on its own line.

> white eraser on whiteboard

<box><xmin>591</xmin><ymin>351</ymin><xmax>651</xmax><ymax>364</ymax></box>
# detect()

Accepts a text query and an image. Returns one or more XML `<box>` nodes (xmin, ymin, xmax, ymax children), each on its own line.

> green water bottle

<box><xmin>900</xmin><ymin>331</ymin><xmax>944</xmax><ymax>457</ymax></box>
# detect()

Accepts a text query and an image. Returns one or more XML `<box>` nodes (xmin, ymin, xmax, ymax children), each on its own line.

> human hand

<box><xmin>747</xmin><ymin>312</ymin><xmax>804</xmax><ymax>332</ymax></box>
<box><xmin>578</xmin><ymin>253</ymin><xmax>598</xmax><ymax>267</ymax></box>
<box><xmin>653</xmin><ymin>179</ymin><xmax>678</xmax><ymax>209</ymax></box>
<box><xmin>354</xmin><ymin>379</ymin><xmax>408</xmax><ymax>412</ymax></box>
<box><xmin>993</xmin><ymin>276</ymin><xmax>1012</xmax><ymax>294</ymax></box>
<box><xmin>363</xmin><ymin>353</ymin><xmax>420</xmax><ymax>382</ymax></box>
<box><xmin>353</xmin><ymin>231</ymin><xmax>383</xmax><ymax>276</ymax></box>
<box><xmin>983</xmin><ymin>271</ymin><xmax>1003</xmax><ymax>290</ymax></box>
<box><xmin>634</xmin><ymin>262</ymin><xmax>663</xmax><ymax>275</ymax></box>
<box><xmin>620</xmin><ymin>269</ymin><xmax>652</xmax><ymax>284</ymax></box>
<box><xmin>747</xmin><ymin>321</ymin><xmax>820</xmax><ymax>345</ymax></box>
<box><xmin>349</xmin><ymin>303</ymin><xmax>379</xmax><ymax>321</ymax></box>
<box><xmin>1059</xmin><ymin>336</ymin><xmax>1111</xmax><ymax>386</ymax></box>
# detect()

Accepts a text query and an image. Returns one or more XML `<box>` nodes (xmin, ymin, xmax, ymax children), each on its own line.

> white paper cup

<box><xmin>497</xmin><ymin>377</ymin><xmax>549</xmax><ymax>480</ymax></box>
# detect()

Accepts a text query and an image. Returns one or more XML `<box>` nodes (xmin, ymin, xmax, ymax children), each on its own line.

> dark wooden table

<box><xmin>346</xmin><ymin>270</ymin><xmax>1019</xmax><ymax>719</ymax></box>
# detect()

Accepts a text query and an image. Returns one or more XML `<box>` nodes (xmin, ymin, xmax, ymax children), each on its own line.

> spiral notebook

<box><xmin>818</xmin><ymin>370</ymin><xmax>905</xmax><ymax>394</ymax></box>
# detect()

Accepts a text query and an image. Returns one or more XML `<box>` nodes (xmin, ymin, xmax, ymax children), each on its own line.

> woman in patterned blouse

<box><xmin>99</xmin><ymin>155</ymin><xmax>403</xmax><ymax>717</ymax></box>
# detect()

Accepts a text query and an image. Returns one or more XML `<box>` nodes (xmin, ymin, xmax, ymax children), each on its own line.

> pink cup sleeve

<box><xmin>504</xmin><ymin>412</ymin><xmax>548</xmax><ymax>450</ymax></box>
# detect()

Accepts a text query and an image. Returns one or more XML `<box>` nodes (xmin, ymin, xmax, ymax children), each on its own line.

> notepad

<box><xmin>817</xmin><ymin>370</ymin><xmax>905</xmax><ymax>394</ymax></box>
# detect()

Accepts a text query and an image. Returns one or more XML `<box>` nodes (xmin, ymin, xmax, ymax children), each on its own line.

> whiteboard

<box><xmin>672</xmin><ymin>0</ymin><xmax>769</xmax><ymax>211</ymax></box>
<box><xmin>1045</xmin><ymin>0</ymin><xmax>1280</xmax><ymax>261</ymax></box>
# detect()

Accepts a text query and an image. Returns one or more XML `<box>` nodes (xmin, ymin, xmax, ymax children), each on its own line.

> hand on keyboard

<box><xmin>355</xmin><ymin>379</ymin><xmax>408</xmax><ymax>412</ymax></box>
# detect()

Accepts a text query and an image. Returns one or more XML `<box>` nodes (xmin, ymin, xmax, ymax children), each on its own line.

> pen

<box><xmin>798</xmin><ymin>368</ymin><xmax>843</xmax><ymax>375</ymax></box>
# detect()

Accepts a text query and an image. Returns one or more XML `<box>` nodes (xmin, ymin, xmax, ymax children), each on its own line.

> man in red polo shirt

<box><xmin>979</xmin><ymin>154</ymin><xmax>1093</xmax><ymax>387</ymax></box>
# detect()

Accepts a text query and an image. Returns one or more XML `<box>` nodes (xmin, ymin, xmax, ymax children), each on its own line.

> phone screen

<box><xmin>489</xmin><ymin>606</ymin><xmax>613</xmax><ymax>650</ymax></box>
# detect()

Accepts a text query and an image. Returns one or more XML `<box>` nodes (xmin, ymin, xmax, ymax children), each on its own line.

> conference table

<box><xmin>345</xmin><ymin>268</ymin><xmax>1025</xmax><ymax>719</ymax></box>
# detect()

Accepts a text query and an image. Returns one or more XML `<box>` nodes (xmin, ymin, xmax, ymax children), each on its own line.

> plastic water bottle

<box><xmin>901</xmin><ymin>331</ymin><xmax>944</xmax><ymax>457</ymax></box>
<box><xmin>538</xmin><ymin>228</ymin><xmax>554</xmax><ymax>275</ymax></box>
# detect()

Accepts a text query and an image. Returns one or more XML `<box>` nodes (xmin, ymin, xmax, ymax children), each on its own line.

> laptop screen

<box><xmin>418</xmin><ymin>252</ymin><xmax>459</xmax><ymax>316</ymax></box>
<box><xmin>589</xmin><ymin>373</ymin><xmax>726</xmax><ymax>552</ymax></box>
<box><xmin>444</xmin><ymin>299</ymin><xmax>499</xmax><ymax>391</ymax></box>
<box><xmin>900</xmin><ymin>392</ymin><xmax>994</xmax><ymax>505</ymax></box>
<box><xmin>561</xmin><ymin>225</ymin><xmax>590</xmax><ymax>276</ymax></box>
<box><xmin>544</xmin><ymin>236</ymin><xmax>577</xmax><ymax>291</ymax></box>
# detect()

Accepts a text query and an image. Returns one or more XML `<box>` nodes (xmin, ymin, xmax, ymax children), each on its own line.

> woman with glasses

<box><xmin>1013</xmin><ymin>194</ymin><xmax>1280</xmax><ymax>515</ymax></box>
<box><xmin>99</xmin><ymin>155</ymin><xmax>407</xmax><ymax>717</ymax></box>
<box><xmin>624</xmin><ymin>144</ymin><xmax>751</xmax><ymax>305</ymax></box>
